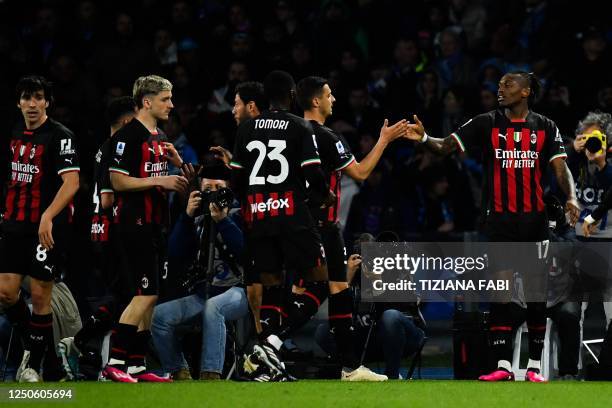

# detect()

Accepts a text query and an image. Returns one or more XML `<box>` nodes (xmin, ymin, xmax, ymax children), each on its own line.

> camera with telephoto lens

<box><xmin>200</xmin><ymin>187</ymin><xmax>234</xmax><ymax>213</ymax></box>
<box><xmin>584</xmin><ymin>129</ymin><xmax>607</xmax><ymax>155</ymax></box>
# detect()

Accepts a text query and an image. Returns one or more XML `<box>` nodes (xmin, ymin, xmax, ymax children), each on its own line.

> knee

<box><xmin>380</xmin><ymin>309</ymin><xmax>402</xmax><ymax>329</ymax></box>
<box><xmin>329</xmin><ymin>281</ymin><xmax>348</xmax><ymax>295</ymax></box>
<box><xmin>204</xmin><ymin>297</ymin><xmax>222</xmax><ymax>318</ymax></box>
<box><xmin>29</xmin><ymin>286</ymin><xmax>52</xmax><ymax>311</ymax></box>
<box><xmin>0</xmin><ymin>290</ymin><xmax>18</xmax><ymax>307</ymax></box>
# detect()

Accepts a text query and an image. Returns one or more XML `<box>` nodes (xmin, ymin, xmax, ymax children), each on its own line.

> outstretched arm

<box><xmin>550</xmin><ymin>157</ymin><xmax>579</xmax><ymax>226</ymax></box>
<box><xmin>405</xmin><ymin>115</ymin><xmax>460</xmax><ymax>156</ymax></box>
<box><xmin>344</xmin><ymin>119</ymin><xmax>407</xmax><ymax>181</ymax></box>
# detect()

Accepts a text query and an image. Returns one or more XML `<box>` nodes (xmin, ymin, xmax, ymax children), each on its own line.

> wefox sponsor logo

<box><xmin>250</xmin><ymin>197</ymin><xmax>290</xmax><ymax>213</ymax></box>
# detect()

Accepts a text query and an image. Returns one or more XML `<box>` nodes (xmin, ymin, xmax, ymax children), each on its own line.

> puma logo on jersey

<box><xmin>44</xmin><ymin>265</ymin><xmax>53</xmax><ymax>273</ymax></box>
<box><xmin>294</xmin><ymin>301</ymin><xmax>304</xmax><ymax>309</ymax></box>
<box><xmin>64</xmin><ymin>158</ymin><xmax>73</xmax><ymax>165</ymax></box>
<box><xmin>260</xmin><ymin>318</ymin><xmax>271</xmax><ymax>326</ymax></box>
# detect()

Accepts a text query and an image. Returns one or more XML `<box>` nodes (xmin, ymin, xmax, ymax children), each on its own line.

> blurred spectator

<box><xmin>386</xmin><ymin>37</ymin><xmax>425</xmax><ymax>116</ymax></box>
<box><xmin>479</xmin><ymin>83</ymin><xmax>498</xmax><ymax>113</ymax></box>
<box><xmin>448</xmin><ymin>0</ymin><xmax>487</xmax><ymax>54</ymax></box>
<box><xmin>435</xmin><ymin>27</ymin><xmax>477</xmax><ymax>90</ymax></box>
<box><xmin>92</xmin><ymin>11</ymin><xmax>159</xmax><ymax>89</ymax></box>
<box><xmin>440</xmin><ymin>86</ymin><xmax>469</xmax><ymax>138</ymax></box>
<box><xmin>207</xmin><ymin>61</ymin><xmax>249</xmax><ymax>115</ymax></box>
<box><xmin>154</xmin><ymin>28</ymin><xmax>178</xmax><ymax>68</ymax></box>
<box><xmin>416</xmin><ymin>69</ymin><xmax>443</xmax><ymax>135</ymax></box>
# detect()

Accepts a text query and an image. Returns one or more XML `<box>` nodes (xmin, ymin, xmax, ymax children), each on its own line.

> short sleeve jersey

<box><xmin>91</xmin><ymin>138</ymin><xmax>114</xmax><ymax>242</ymax></box>
<box><xmin>450</xmin><ymin>109</ymin><xmax>567</xmax><ymax>215</ymax></box>
<box><xmin>3</xmin><ymin>118</ymin><xmax>80</xmax><ymax>233</ymax></box>
<box><xmin>310</xmin><ymin>121</ymin><xmax>355</xmax><ymax>224</ymax></box>
<box><xmin>108</xmin><ymin>119</ymin><xmax>169</xmax><ymax>226</ymax></box>
<box><xmin>230</xmin><ymin>110</ymin><xmax>322</xmax><ymax>236</ymax></box>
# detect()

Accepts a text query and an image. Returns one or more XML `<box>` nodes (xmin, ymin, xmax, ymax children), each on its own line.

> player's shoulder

<box><xmin>114</xmin><ymin>119</ymin><xmax>145</xmax><ymax>141</ymax></box>
<box><xmin>47</xmin><ymin>118</ymin><xmax>75</xmax><ymax>139</ymax></box>
<box><xmin>530</xmin><ymin>111</ymin><xmax>557</xmax><ymax>129</ymax></box>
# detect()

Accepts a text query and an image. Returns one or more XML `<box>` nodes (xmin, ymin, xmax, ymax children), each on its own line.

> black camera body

<box><xmin>200</xmin><ymin>187</ymin><xmax>234</xmax><ymax>212</ymax></box>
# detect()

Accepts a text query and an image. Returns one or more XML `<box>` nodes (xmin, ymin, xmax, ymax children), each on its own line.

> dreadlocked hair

<box><xmin>511</xmin><ymin>71</ymin><xmax>541</xmax><ymax>106</ymax></box>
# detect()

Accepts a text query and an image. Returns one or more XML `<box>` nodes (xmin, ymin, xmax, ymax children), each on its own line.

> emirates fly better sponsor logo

<box><xmin>495</xmin><ymin>149</ymin><xmax>539</xmax><ymax>169</ymax></box>
<box><xmin>144</xmin><ymin>160</ymin><xmax>168</xmax><ymax>177</ymax></box>
<box><xmin>11</xmin><ymin>162</ymin><xmax>39</xmax><ymax>183</ymax></box>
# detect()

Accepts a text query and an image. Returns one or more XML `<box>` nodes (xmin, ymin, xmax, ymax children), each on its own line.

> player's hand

<box><xmin>565</xmin><ymin>198</ymin><xmax>580</xmax><ymax>227</ymax></box>
<box><xmin>346</xmin><ymin>254</ymin><xmax>362</xmax><ymax>284</ymax></box>
<box><xmin>320</xmin><ymin>190</ymin><xmax>337</xmax><ymax>208</ymax></box>
<box><xmin>573</xmin><ymin>134</ymin><xmax>587</xmax><ymax>153</ymax></box>
<box><xmin>180</xmin><ymin>162</ymin><xmax>197</xmax><ymax>183</ymax></box>
<box><xmin>210</xmin><ymin>146</ymin><xmax>233</xmax><ymax>169</ymax></box>
<box><xmin>585</xmin><ymin>148</ymin><xmax>606</xmax><ymax>170</ymax></box>
<box><xmin>162</xmin><ymin>142</ymin><xmax>183</xmax><ymax>167</ymax></box>
<box><xmin>405</xmin><ymin>115</ymin><xmax>426</xmax><ymax>142</ymax></box>
<box><xmin>186</xmin><ymin>190</ymin><xmax>201</xmax><ymax>218</ymax></box>
<box><xmin>210</xmin><ymin>202</ymin><xmax>229</xmax><ymax>222</ymax></box>
<box><xmin>582</xmin><ymin>218</ymin><xmax>598</xmax><ymax>237</ymax></box>
<box><xmin>38</xmin><ymin>211</ymin><xmax>54</xmax><ymax>251</ymax></box>
<box><xmin>379</xmin><ymin>119</ymin><xmax>408</xmax><ymax>144</ymax></box>
<box><xmin>156</xmin><ymin>175</ymin><xmax>189</xmax><ymax>194</ymax></box>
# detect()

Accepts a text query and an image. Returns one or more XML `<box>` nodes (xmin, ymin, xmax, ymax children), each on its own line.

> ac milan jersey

<box><xmin>3</xmin><ymin>118</ymin><xmax>80</xmax><ymax>233</ymax></box>
<box><xmin>108</xmin><ymin>119</ymin><xmax>169</xmax><ymax>226</ymax></box>
<box><xmin>230</xmin><ymin>110</ymin><xmax>322</xmax><ymax>236</ymax></box>
<box><xmin>451</xmin><ymin>110</ymin><xmax>566</xmax><ymax>215</ymax></box>
<box><xmin>91</xmin><ymin>138</ymin><xmax>113</xmax><ymax>242</ymax></box>
<box><xmin>310</xmin><ymin>121</ymin><xmax>355</xmax><ymax>224</ymax></box>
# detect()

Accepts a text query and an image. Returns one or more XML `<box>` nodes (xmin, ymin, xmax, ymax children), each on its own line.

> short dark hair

<box><xmin>296</xmin><ymin>76</ymin><xmax>327</xmax><ymax>111</ymax></box>
<box><xmin>235</xmin><ymin>81</ymin><xmax>266</xmax><ymax>111</ymax></box>
<box><xmin>508</xmin><ymin>71</ymin><xmax>541</xmax><ymax>106</ymax></box>
<box><xmin>16</xmin><ymin>75</ymin><xmax>53</xmax><ymax>105</ymax></box>
<box><xmin>106</xmin><ymin>96</ymin><xmax>136</xmax><ymax>126</ymax></box>
<box><xmin>263</xmin><ymin>70</ymin><xmax>295</xmax><ymax>106</ymax></box>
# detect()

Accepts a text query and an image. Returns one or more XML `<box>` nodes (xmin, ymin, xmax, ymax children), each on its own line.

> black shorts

<box><xmin>0</xmin><ymin>225</ymin><xmax>63</xmax><ymax>282</ymax></box>
<box><xmin>482</xmin><ymin>213</ymin><xmax>550</xmax><ymax>301</ymax></box>
<box><xmin>319</xmin><ymin>222</ymin><xmax>347</xmax><ymax>282</ymax></box>
<box><xmin>483</xmin><ymin>213</ymin><xmax>550</xmax><ymax>242</ymax></box>
<box><xmin>249</xmin><ymin>227</ymin><xmax>326</xmax><ymax>278</ymax></box>
<box><xmin>113</xmin><ymin>224</ymin><xmax>167</xmax><ymax>297</ymax></box>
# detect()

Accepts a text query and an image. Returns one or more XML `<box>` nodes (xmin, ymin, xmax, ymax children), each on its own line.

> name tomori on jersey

<box><xmin>254</xmin><ymin>119</ymin><xmax>290</xmax><ymax>130</ymax></box>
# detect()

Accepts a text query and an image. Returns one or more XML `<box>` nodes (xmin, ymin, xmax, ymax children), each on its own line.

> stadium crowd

<box><xmin>1</xmin><ymin>0</ymin><xmax>612</xmax><ymax>383</ymax></box>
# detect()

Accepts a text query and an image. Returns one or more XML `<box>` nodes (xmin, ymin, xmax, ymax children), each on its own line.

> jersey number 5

<box><xmin>246</xmin><ymin>140</ymin><xmax>289</xmax><ymax>185</ymax></box>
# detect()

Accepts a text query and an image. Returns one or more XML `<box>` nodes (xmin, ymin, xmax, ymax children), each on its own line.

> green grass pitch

<box><xmin>2</xmin><ymin>381</ymin><xmax>612</xmax><ymax>408</ymax></box>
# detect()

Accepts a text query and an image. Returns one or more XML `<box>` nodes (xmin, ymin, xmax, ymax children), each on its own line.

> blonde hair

<box><xmin>133</xmin><ymin>75</ymin><xmax>172</xmax><ymax>108</ymax></box>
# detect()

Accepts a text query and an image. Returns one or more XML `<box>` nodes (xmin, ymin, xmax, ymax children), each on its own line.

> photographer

<box><xmin>570</xmin><ymin>112</ymin><xmax>612</xmax><ymax>327</ymax></box>
<box><xmin>151</xmin><ymin>159</ymin><xmax>248</xmax><ymax>380</ymax></box>
<box><xmin>314</xmin><ymin>233</ymin><xmax>425</xmax><ymax>379</ymax></box>
<box><xmin>570</xmin><ymin>112</ymin><xmax>612</xmax><ymax>241</ymax></box>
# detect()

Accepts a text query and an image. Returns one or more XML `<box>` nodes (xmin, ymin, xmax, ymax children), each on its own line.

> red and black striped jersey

<box><xmin>230</xmin><ymin>110</ymin><xmax>322</xmax><ymax>236</ymax></box>
<box><xmin>2</xmin><ymin>118</ymin><xmax>80</xmax><ymax>233</ymax></box>
<box><xmin>310</xmin><ymin>121</ymin><xmax>355</xmax><ymax>224</ymax></box>
<box><xmin>451</xmin><ymin>109</ymin><xmax>567</xmax><ymax>215</ymax></box>
<box><xmin>91</xmin><ymin>137</ymin><xmax>114</xmax><ymax>242</ymax></box>
<box><xmin>108</xmin><ymin>119</ymin><xmax>169</xmax><ymax>226</ymax></box>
